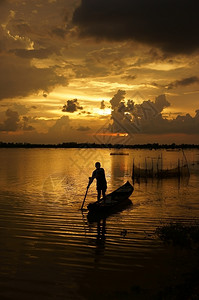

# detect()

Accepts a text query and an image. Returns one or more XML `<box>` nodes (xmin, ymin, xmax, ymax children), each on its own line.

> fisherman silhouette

<box><xmin>88</xmin><ymin>162</ymin><xmax>107</xmax><ymax>202</ymax></box>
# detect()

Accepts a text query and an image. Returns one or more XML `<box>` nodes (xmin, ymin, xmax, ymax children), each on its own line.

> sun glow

<box><xmin>93</xmin><ymin>108</ymin><xmax>111</xmax><ymax>116</ymax></box>
<box><xmin>90</xmin><ymin>133</ymin><xmax>129</xmax><ymax>137</ymax></box>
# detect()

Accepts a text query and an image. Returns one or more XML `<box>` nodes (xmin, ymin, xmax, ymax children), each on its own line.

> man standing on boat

<box><xmin>88</xmin><ymin>162</ymin><xmax>107</xmax><ymax>202</ymax></box>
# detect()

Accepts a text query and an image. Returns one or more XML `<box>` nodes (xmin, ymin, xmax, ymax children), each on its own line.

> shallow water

<box><xmin>1</xmin><ymin>148</ymin><xmax>199</xmax><ymax>299</ymax></box>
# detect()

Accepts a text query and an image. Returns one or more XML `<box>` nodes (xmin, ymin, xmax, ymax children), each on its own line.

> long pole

<box><xmin>81</xmin><ymin>185</ymin><xmax>89</xmax><ymax>210</ymax></box>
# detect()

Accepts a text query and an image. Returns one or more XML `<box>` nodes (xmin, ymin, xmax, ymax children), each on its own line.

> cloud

<box><xmin>100</xmin><ymin>100</ymin><xmax>105</xmax><ymax>109</ymax></box>
<box><xmin>0</xmin><ymin>55</ymin><xmax>67</xmax><ymax>100</ymax></box>
<box><xmin>72</xmin><ymin>0</ymin><xmax>199</xmax><ymax>54</ymax></box>
<box><xmin>154</xmin><ymin>94</ymin><xmax>170</xmax><ymax>112</ymax></box>
<box><xmin>62</xmin><ymin>99</ymin><xmax>83</xmax><ymax>113</ymax></box>
<box><xmin>166</xmin><ymin>76</ymin><xmax>199</xmax><ymax>90</ymax></box>
<box><xmin>107</xmin><ymin>91</ymin><xmax>199</xmax><ymax>135</ymax></box>
<box><xmin>110</xmin><ymin>90</ymin><xmax>126</xmax><ymax>109</ymax></box>
<box><xmin>48</xmin><ymin>115</ymin><xmax>70</xmax><ymax>134</ymax></box>
<box><xmin>43</xmin><ymin>93</ymin><xmax>48</xmax><ymax>98</ymax></box>
<box><xmin>22</xmin><ymin>116</ymin><xmax>35</xmax><ymax>131</ymax></box>
<box><xmin>149</xmin><ymin>76</ymin><xmax>199</xmax><ymax>91</ymax></box>
<box><xmin>84</xmin><ymin>47</ymin><xmax>128</xmax><ymax>77</ymax></box>
<box><xmin>0</xmin><ymin>1</ymin><xmax>71</xmax><ymax>101</ymax></box>
<box><xmin>11</xmin><ymin>47</ymin><xmax>58</xmax><ymax>59</ymax></box>
<box><xmin>122</xmin><ymin>75</ymin><xmax>137</xmax><ymax>81</ymax></box>
<box><xmin>0</xmin><ymin>109</ymin><xmax>35</xmax><ymax>132</ymax></box>
<box><xmin>32</xmin><ymin>115</ymin><xmax>89</xmax><ymax>143</ymax></box>
<box><xmin>0</xmin><ymin>109</ymin><xmax>20</xmax><ymax>131</ymax></box>
<box><xmin>6</xmin><ymin>115</ymin><xmax>73</xmax><ymax>144</ymax></box>
<box><xmin>51</xmin><ymin>27</ymin><xmax>66</xmax><ymax>39</ymax></box>
<box><xmin>13</xmin><ymin>22</ymin><xmax>32</xmax><ymax>36</ymax></box>
<box><xmin>76</xmin><ymin>125</ymin><xmax>90</xmax><ymax>131</ymax></box>
<box><xmin>0</xmin><ymin>0</ymin><xmax>6</xmax><ymax>6</ymax></box>
<box><xmin>1</xmin><ymin>113</ymin><xmax>100</xmax><ymax>144</ymax></box>
<box><xmin>12</xmin><ymin>103</ymin><xmax>30</xmax><ymax>115</ymax></box>
<box><xmin>0</xmin><ymin>56</ymin><xmax>68</xmax><ymax>100</ymax></box>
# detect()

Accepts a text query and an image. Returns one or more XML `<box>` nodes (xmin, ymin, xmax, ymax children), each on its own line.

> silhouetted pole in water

<box><xmin>177</xmin><ymin>159</ymin><xmax>180</xmax><ymax>178</ymax></box>
<box><xmin>182</xmin><ymin>148</ymin><xmax>190</xmax><ymax>176</ymax></box>
<box><xmin>145</xmin><ymin>158</ymin><xmax>148</xmax><ymax>183</ymax></box>
<box><xmin>151</xmin><ymin>158</ymin><xmax>154</xmax><ymax>180</ymax></box>
<box><xmin>81</xmin><ymin>184</ymin><xmax>89</xmax><ymax>210</ymax></box>
<box><xmin>157</xmin><ymin>157</ymin><xmax>159</xmax><ymax>177</ymax></box>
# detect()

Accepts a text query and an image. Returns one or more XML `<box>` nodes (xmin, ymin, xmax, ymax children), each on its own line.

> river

<box><xmin>1</xmin><ymin>148</ymin><xmax>199</xmax><ymax>299</ymax></box>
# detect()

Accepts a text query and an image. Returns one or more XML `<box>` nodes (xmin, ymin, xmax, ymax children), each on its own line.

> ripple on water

<box><xmin>1</xmin><ymin>148</ymin><xmax>199</xmax><ymax>299</ymax></box>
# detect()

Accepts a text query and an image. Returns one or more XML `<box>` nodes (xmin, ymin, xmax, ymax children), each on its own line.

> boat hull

<box><xmin>87</xmin><ymin>181</ymin><xmax>134</xmax><ymax>219</ymax></box>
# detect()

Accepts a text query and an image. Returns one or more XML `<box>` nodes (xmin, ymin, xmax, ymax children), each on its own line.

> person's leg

<box><xmin>97</xmin><ymin>189</ymin><xmax>101</xmax><ymax>201</ymax></box>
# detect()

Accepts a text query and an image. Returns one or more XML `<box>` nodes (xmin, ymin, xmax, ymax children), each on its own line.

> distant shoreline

<box><xmin>0</xmin><ymin>142</ymin><xmax>199</xmax><ymax>149</ymax></box>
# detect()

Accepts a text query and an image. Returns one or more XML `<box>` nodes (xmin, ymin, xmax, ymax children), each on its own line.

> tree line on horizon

<box><xmin>0</xmin><ymin>141</ymin><xmax>199</xmax><ymax>149</ymax></box>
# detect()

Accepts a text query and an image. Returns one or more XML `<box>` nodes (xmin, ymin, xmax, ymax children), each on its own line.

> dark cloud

<box><xmin>149</xmin><ymin>76</ymin><xmax>199</xmax><ymax>90</ymax></box>
<box><xmin>149</xmin><ymin>82</ymin><xmax>160</xmax><ymax>88</ymax></box>
<box><xmin>81</xmin><ymin>111</ymin><xmax>91</xmax><ymax>115</ymax></box>
<box><xmin>0</xmin><ymin>109</ymin><xmax>35</xmax><ymax>132</ymax></box>
<box><xmin>122</xmin><ymin>75</ymin><xmax>137</xmax><ymax>81</ymax></box>
<box><xmin>62</xmin><ymin>99</ymin><xmax>83</xmax><ymax>113</ymax></box>
<box><xmin>22</xmin><ymin>116</ymin><xmax>35</xmax><ymax>131</ymax></box>
<box><xmin>43</xmin><ymin>93</ymin><xmax>48</xmax><ymax>98</ymax></box>
<box><xmin>51</xmin><ymin>27</ymin><xmax>66</xmax><ymax>39</ymax></box>
<box><xmin>0</xmin><ymin>55</ymin><xmax>67</xmax><ymax>100</ymax></box>
<box><xmin>110</xmin><ymin>90</ymin><xmax>126</xmax><ymax>109</ymax></box>
<box><xmin>76</xmin><ymin>125</ymin><xmax>90</xmax><ymax>131</ymax></box>
<box><xmin>131</xmin><ymin>49</ymin><xmax>170</xmax><ymax>67</ymax></box>
<box><xmin>107</xmin><ymin>91</ymin><xmax>199</xmax><ymax>135</ymax></box>
<box><xmin>12</xmin><ymin>103</ymin><xmax>30</xmax><ymax>115</ymax></box>
<box><xmin>0</xmin><ymin>109</ymin><xmax>19</xmax><ymax>131</ymax></box>
<box><xmin>166</xmin><ymin>76</ymin><xmax>199</xmax><ymax>89</ymax></box>
<box><xmin>14</xmin><ymin>22</ymin><xmax>32</xmax><ymax>36</ymax></box>
<box><xmin>72</xmin><ymin>0</ymin><xmax>199</xmax><ymax>54</ymax></box>
<box><xmin>0</xmin><ymin>0</ymin><xmax>9</xmax><ymax>23</ymax></box>
<box><xmin>84</xmin><ymin>47</ymin><xmax>127</xmax><ymax>77</ymax></box>
<box><xmin>154</xmin><ymin>94</ymin><xmax>170</xmax><ymax>112</ymax></box>
<box><xmin>100</xmin><ymin>100</ymin><xmax>105</xmax><ymax>109</ymax></box>
<box><xmin>11</xmin><ymin>48</ymin><xmax>58</xmax><ymax>59</ymax></box>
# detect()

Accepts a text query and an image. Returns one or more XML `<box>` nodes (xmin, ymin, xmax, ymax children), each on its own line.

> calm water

<box><xmin>1</xmin><ymin>148</ymin><xmax>199</xmax><ymax>299</ymax></box>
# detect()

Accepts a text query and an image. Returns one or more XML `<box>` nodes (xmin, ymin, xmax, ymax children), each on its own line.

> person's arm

<box><xmin>88</xmin><ymin>170</ymin><xmax>96</xmax><ymax>187</ymax></box>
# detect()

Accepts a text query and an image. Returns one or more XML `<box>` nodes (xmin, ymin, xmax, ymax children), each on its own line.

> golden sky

<box><xmin>0</xmin><ymin>0</ymin><xmax>199</xmax><ymax>144</ymax></box>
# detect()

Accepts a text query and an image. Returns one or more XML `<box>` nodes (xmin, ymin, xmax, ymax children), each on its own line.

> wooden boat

<box><xmin>87</xmin><ymin>181</ymin><xmax>133</xmax><ymax>217</ymax></box>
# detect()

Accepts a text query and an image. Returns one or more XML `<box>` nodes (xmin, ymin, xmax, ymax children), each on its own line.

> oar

<box><xmin>81</xmin><ymin>185</ymin><xmax>89</xmax><ymax>210</ymax></box>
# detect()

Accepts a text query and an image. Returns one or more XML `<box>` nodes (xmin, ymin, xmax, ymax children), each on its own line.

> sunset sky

<box><xmin>0</xmin><ymin>0</ymin><xmax>199</xmax><ymax>144</ymax></box>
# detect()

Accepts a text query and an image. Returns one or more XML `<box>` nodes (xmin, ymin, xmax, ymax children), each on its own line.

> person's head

<box><xmin>95</xmin><ymin>162</ymin><xmax>101</xmax><ymax>169</ymax></box>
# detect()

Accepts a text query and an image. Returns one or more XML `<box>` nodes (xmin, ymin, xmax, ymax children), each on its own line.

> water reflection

<box><xmin>81</xmin><ymin>211</ymin><xmax>107</xmax><ymax>268</ymax></box>
<box><xmin>110</xmin><ymin>153</ymin><xmax>132</xmax><ymax>187</ymax></box>
<box><xmin>1</xmin><ymin>148</ymin><xmax>199</xmax><ymax>299</ymax></box>
<box><xmin>134</xmin><ymin>174</ymin><xmax>190</xmax><ymax>189</ymax></box>
<box><xmin>94</xmin><ymin>218</ymin><xmax>106</xmax><ymax>265</ymax></box>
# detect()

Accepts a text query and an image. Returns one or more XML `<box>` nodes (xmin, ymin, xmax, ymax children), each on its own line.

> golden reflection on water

<box><xmin>0</xmin><ymin>148</ymin><xmax>199</xmax><ymax>299</ymax></box>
